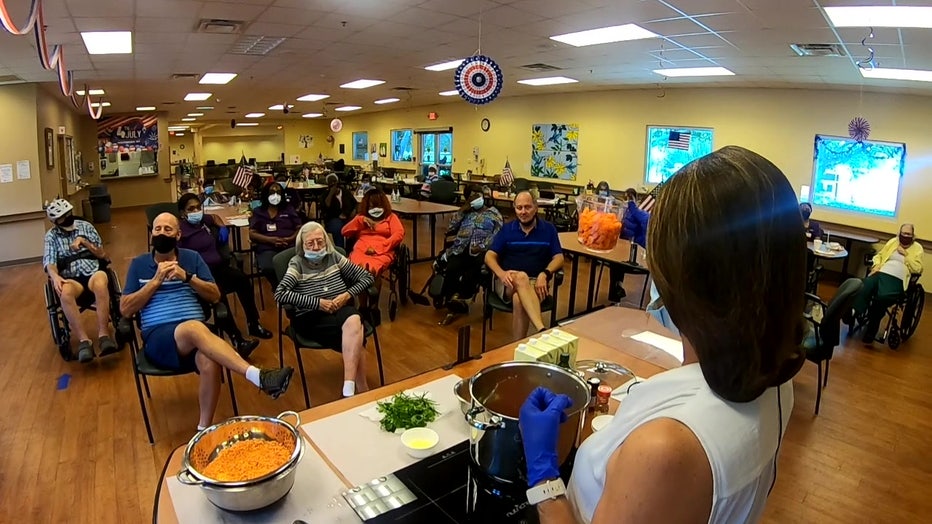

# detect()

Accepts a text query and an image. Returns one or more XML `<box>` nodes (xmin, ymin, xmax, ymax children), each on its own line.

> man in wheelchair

<box><xmin>847</xmin><ymin>224</ymin><xmax>923</xmax><ymax>344</ymax></box>
<box><xmin>121</xmin><ymin>213</ymin><xmax>294</xmax><ymax>430</ymax></box>
<box><xmin>43</xmin><ymin>198</ymin><xmax>118</xmax><ymax>363</ymax></box>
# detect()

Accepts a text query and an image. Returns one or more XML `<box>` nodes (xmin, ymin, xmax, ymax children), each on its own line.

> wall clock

<box><xmin>481</xmin><ymin>118</ymin><xmax>491</xmax><ymax>132</ymax></box>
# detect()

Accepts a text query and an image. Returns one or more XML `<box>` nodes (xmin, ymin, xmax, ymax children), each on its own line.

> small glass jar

<box><xmin>595</xmin><ymin>385</ymin><xmax>612</xmax><ymax>414</ymax></box>
<box><xmin>576</xmin><ymin>195</ymin><xmax>625</xmax><ymax>253</ymax></box>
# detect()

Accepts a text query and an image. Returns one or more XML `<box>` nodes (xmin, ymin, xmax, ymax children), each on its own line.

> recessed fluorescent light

<box><xmin>340</xmin><ymin>79</ymin><xmax>385</xmax><ymax>89</ymax></box>
<box><xmin>296</xmin><ymin>93</ymin><xmax>330</xmax><ymax>102</ymax></box>
<box><xmin>136</xmin><ymin>106</ymin><xmax>156</xmax><ymax>111</ymax></box>
<box><xmin>174</xmin><ymin>133</ymin><xmax>185</xmax><ymax>136</ymax></box>
<box><xmin>245</xmin><ymin>112</ymin><xmax>265</xmax><ymax>118</ymax></box>
<box><xmin>302</xmin><ymin>113</ymin><xmax>323</xmax><ymax>118</ymax></box>
<box><xmin>516</xmin><ymin>76</ymin><xmax>579</xmax><ymax>86</ymax></box>
<box><xmin>425</xmin><ymin>59</ymin><xmax>464</xmax><ymax>72</ymax></box>
<box><xmin>76</xmin><ymin>89</ymin><xmax>105</xmax><ymax>96</ymax></box>
<box><xmin>187</xmin><ymin>113</ymin><xmax>204</xmax><ymax>117</ymax></box>
<box><xmin>181</xmin><ymin>117</ymin><xmax>196</xmax><ymax>121</ymax></box>
<box><xmin>860</xmin><ymin>67</ymin><xmax>932</xmax><ymax>82</ymax></box>
<box><xmin>550</xmin><ymin>24</ymin><xmax>657</xmax><ymax>47</ymax></box>
<box><xmin>374</xmin><ymin>98</ymin><xmax>400</xmax><ymax>104</ymax></box>
<box><xmin>80</xmin><ymin>31</ymin><xmax>133</xmax><ymax>54</ymax></box>
<box><xmin>438</xmin><ymin>90</ymin><xmax>459</xmax><ymax>96</ymax></box>
<box><xmin>268</xmin><ymin>104</ymin><xmax>294</xmax><ymax>110</ymax></box>
<box><xmin>195</xmin><ymin>106</ymin><xmax>214</xmax><ymax>110</ymax></box>
<box><xmin>90</xmin><ymin>102</ymin><xmax>112</xmax><ymax>107</ymax></box>
<box><xmin>199</xmin><ymin>72</ymin><xmax>237</xmax><ymax>85</ymax></box>
<box><xmin>236</xmin><ymin>122</ymin><xmax>259</xmax><ymax>127</ymax></box>
<box><xmin>824</xmin><ymin>6</ymin><xmax>932</xmax><ymax>29</ymax></box>
<box><xmin>334</xmin><ymin>105</ymin><xmax>362</xmax><ymax>112</ymax></box>
<box><xmin>184</xmin><ymin>92</ymin><xmax>212</xmax><ymax>101</ymax></box>
<box><xmin>653</xmin><ymin>67</ymin><xmax>735</xmax><ymax>77</ymax></box>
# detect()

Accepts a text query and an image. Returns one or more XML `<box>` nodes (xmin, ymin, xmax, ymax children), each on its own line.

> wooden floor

<box><xmin>1</xmin><ymin>206</ymin><xmax>930</xmax><ymax>523</ymax></box>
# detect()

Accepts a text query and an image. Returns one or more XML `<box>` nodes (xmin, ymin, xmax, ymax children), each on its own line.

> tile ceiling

<box><xmin>0</xmin><ymin>0</ymin><xmax>930</xmax><ymax>123</ymax></box>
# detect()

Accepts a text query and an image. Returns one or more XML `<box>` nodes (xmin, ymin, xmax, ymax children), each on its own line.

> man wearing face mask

<box><xmin>177</xmin><ymin>194</ymin><xmax>272</xmax><ymax>355</ymax></box>
<box><xmin>249</xmin><ymin>182</ymin><xmax>302</xmax><ymax>288</ymax></box>
<box><xmin>848</xmin><ymin>223</ymin><xmax>923</xmax><ymax>344</ymax></box>
<box><xmin>121</xmin><ymin>213</ymin><xmax>294</xmax><ymax>431</ymax></box>
<box><xmin>43</xmin><ymin>198</ymin><xmax>118</xmax><ymax>363</ymax></box>
<box><xmin>437</xmin><ymin>185</ymin><xmax>503</xmax><ymax>318</ymax></box>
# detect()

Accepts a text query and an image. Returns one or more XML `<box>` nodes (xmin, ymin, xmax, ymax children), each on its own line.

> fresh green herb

<box><xmin>376</xmin><ymin>392</ymin><xmax>439</xmax><ymax>433</ymax></box>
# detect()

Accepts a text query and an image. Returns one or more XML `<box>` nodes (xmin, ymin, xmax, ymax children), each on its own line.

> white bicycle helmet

<box><xmin>46</xmin><ymin>198</ymin><xmax>74</xmax><ymax>220</ymax></box>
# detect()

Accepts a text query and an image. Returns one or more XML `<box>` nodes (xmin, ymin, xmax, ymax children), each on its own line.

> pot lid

<box><xmin>575</xmin><ymin>360</ymin><xmax>635</xmax><ymax>389</ymax></box>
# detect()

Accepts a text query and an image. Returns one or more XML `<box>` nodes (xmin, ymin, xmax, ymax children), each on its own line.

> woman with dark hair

<box><xmin>322</xmin><ymin>173</ymin><xmax>357</xmax><ymax>250</ymax></box>
<box><xmin>342</xmin><ymin>188</ymin><xmax>405</xmax><ymax>308</ymax></box>
<box><xmin>519</xmin><ymin>146</ymin><xmax>805</xmax><ymax>523</ymax></box>
<box><xmin>177</xmin><ymin>194</ymin><xmax>272</xmax><ymax>352</ymax></box>
<box><xmin>249</xmin><ymin>182</ymin><xmax>302</xmax><ymax>287</ymax></box>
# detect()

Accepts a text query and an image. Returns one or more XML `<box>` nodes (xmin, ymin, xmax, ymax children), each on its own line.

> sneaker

<box><xmin>233</xmin><ymin>338</ymin><xmax>260</xmax><ymax>360</ymax></box>
<box><xmin>248</xmin><ymin>323</ymin><xmax>273</xmax><ymax>340</ymax></box>
<box><xmin>98</xmin><ymin>335</ymin><xmax>119</xmax><ymax>356</ymax></box>
<box><xmin>259</xmin><ymin>367</ymin><xmax>294</xmax><ymax>399</ymax></box>
<box><xmin>77</xmin><ymin>340</ymin><xmax>95</xmax><ymax>363</ymax></box>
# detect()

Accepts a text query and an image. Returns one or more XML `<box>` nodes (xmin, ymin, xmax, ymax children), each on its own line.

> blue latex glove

<box><xmin>217</xmin><ymin>226</ymin><xmax>230</xmax><ymax>245</ymax></box>
<box><xmin>519</xmin><ymin>387</ymin><xmax>574</xmax><ymax>486</ymax></box>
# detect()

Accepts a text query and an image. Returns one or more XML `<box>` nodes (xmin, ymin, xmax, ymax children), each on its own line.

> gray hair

<box><xmin>326</xmin><ymin>173</ymin><xmax>339</xmax><ymax>185</ymax></box>
<box><xmin>295</xmin><ymin>221</ymin><xmax>336</xmax><ymax>257</ymax></box>
<box><xmin>901</xmin><ymin>223</ymin><xmax>915</xmax><ymax>235</ymax></box>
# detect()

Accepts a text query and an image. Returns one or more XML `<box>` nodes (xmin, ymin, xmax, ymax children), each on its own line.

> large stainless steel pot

<box><xmin>176</xmin><ymin>411</ymin><xmax>304</xmax><ymax>512</ymax></box>
<box><xmin>465</xmin><ymin>361</ymin><xmax>590</xmax><ymax>485</ymax></box>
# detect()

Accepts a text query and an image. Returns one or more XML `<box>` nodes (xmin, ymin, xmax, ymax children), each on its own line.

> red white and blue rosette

<box><xmin>454</xmin><ymin>55</ymin><xmax>503</xmax><ymax>105</ymax></box>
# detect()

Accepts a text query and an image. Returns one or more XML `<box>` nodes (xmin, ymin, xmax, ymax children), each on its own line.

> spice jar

<box><xmin>595</xmin><ymin>385</ymin><xmax>612</xmax><ymax>415</ymax></box>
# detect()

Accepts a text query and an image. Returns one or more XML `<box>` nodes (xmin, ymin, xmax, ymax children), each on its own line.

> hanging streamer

<box><xmin>0</xmin><ymin>0</ymin><xmax>101</xmax><ymax>118</ymax></box>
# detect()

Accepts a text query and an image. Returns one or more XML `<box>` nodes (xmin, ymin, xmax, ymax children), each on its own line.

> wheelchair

<box><xmin>852</xmin><ymin>272</ymin><xmax>924</xmax><ymax>349</ymax></box>
<box><xmin>45</xmin><ymin>251</ymin><xmax>126</xmax><ymax>361</ymax></box>
<box><xmin>384</xmin><ymin>243</ymin><xmax>410</xmax><ymax>321</ymax></box>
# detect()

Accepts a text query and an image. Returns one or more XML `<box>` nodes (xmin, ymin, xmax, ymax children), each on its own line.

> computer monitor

<box><xmin>248</xmin><ymin>157</ymin><xmax>256</xmax><ymax>165</ymax></box>
<box><xmin>206</xmin><ymin>160</ymin><xmax>216</xmax><ymax>166</ymax></box>
<box><xmin>227</xmin><ymin>158</ymin><xmax>236</xmax><ymax>165</ymax></box>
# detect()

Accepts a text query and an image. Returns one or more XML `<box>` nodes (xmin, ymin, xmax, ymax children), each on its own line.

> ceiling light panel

<box><xmin>236</xmin><ymin>122</ymin><xmax>259</xmax><ymax>126</ymax></box>
<box><xmin>824</xmin><ymin>6</ymin><xmax>932</xmax><ymax>29</ymax></box>
<box><xmin>340</xmin><ymin>79</ymin><xmax>385</xmax><ymax>89</ymax></box>
<box><xmin>268</xmin><ymin>104</ymin><xmax>295</xmax><ymax>110</ymax></box>
<box><xmin>136</xmin><ymin>106</ymin><xmax>156</xmax><ymax>111</ymax></box>
<box><xmin>81</xmin><ymin>31</ymin><xmax>133</xmax><ymax>54</ymax></box>
<box><xmin>860</xmin><ymin>67</ymin><xmax>932</xmax><ymax>82</ymax></box>
<box><xmin>334</xmin><ymin>105</ymin><xmax>362</xmax><ymax>111</ymax></box>
<box><xmin>516</xmin><ymin>76</ymin><xmax>579</xmax><ymax>86</ymax></box>
<box><xmin>181</xmin><ymin>117</ymin><xmax>196</xmax><ymax>121</ymax></box>
<box><xmin>199</xmin><ymin>73</ymin><xmax>237</xmax><ymax>84</ymax></box>
<box><xmin>76</xmin><ymin>89</ymin><xmax>105</xmax><ymax>96</ymax></box>
<box><xmin>195</xmin><ymin>106</ymin><xmax>214</xmax><ymax>110</ymax></box>
<box><xmin>374</xmin><ymin>98</ymin><xmax>400</xmax><ymax>104</ymax></box>
<box><xmin>245</xmin><ymin>112</ymin><xmax>265</xmax><ymax>118</ymax></box>
<box><xmin>187</xmin><ymin>113</ymin><xmax>204</xmax><ymax>117</ymax></box>
<box><xmin>302</xmin><ymin>113</ymin><xmax>323</xmax><ymax>118</ymax></box>
<box><xmin>184</xmin><ymin>92</ymin><xmax>212</xmax><ymax>101</ymax></box>
<box><xmin>550</xmin><ymin>24</ymin><xmax>658</xmax><ymax>47</ymax></box>
<box><xmin>90</xmin><ymin>102</ymin><xmax>112</xmax><ymax>107</ymax></box>
<box><xmin>653</xmin><ymin>67</ymin><xmax>735</xmax><ymax>77</ymax></box>
<box><xmin>424</xmin><ymin>59</ymin><xmax>464</xmax><ymax>71</ymax></box>
<box><xmin>296</xmin><ymin>93</ymin><xmax>330</xmax><ymax>102</ymax></box>
<box><xmin>438</xmin><ymin>90</ymin><xmax>459</xmax><ymax>96</ymax></box>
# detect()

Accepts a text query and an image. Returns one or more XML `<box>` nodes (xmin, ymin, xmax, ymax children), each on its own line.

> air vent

<box><xmin>161</xmin><ymin>101</ymin><xmax>176</xmax><ymax>105</ymax></box>
<box><xmin>229</xmin><ymin>35</ymin><xmax>286</xmax><ymax>56</ymax></box>
<box><xmin>195</xmin><ymin>18</ymin><xmax>244</xmax><ymax>34</ymax></box>
<box><xmin>392</xmin><ymin>86</ymin><xmax>417</xmax><ymax>91</ymax></box>
<box><xmin>521</xmin><ymin>63</ymin><xmax>562</xmax><ymax>72</ymax></box>
<box><xmin>0</xmin><ymin>74</ymin><xmax>24</xmax><ymax>85</ymax></box>
<box><xmin>171</xmin><ymin>73</ymin><xmax>199</xmax><ymax>80</ymax></box>
<box><xmin>790</xmin><ymin>43</ymin><xmax>845</xmax><ymax>57</ymax></box>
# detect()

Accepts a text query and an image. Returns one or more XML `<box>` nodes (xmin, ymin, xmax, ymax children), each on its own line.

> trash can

<box><xmin>88</xmin><ymin>184</ymin><xmax>112</xmax><ymax>223</ymax></box>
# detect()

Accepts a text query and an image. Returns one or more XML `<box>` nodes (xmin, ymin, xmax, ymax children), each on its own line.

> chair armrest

<box><xmin>553</xmin><ymin>269</ymin><xmax>565</xmax><ymax>286</ymax></box>
<box><xmin>117</xmin><ymin>317</ymin><xmax>135</xmax><ymax>338</ymax></box>
<box><xmin>804</xmin><ymin>292</ymin><xmax>827</xmax><ymax>308</ymax></box>
<box><xmin>213</xmin><ymin>302</ymin><xmax>229</xmax><ymax>321</ymax></box>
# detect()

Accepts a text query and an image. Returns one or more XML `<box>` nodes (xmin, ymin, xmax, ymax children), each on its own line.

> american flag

<box><xmin>668</xmin><ymin>131</ymin><xmax>692</xmax><ymax>151</ymax></box>
<box><xmin>232</xmin><ymin>164</ymin><xmax>254</xmax><ymax>189</ymax></box>
<box><xmin>500</xmin><ymin>159</ymin><xmax>515</xmax><ymax>187</ymax></box>
<box><xmin>638</xmin><ymin>179</ymin><xmax>667</xmax><ymax>213</ymax></box>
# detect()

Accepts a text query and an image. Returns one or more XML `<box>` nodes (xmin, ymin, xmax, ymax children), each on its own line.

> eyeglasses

<box><xmin>303</xmin><ymin>238</ymin><xmax>326</xmax><ymax>248</ymax></box>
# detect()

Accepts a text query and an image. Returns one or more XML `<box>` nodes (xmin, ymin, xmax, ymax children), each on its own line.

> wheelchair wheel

<box><xmin>887</xmin><ymin>324</ymin><xmax>901</xmax><ymax>350</ymax></box>
<box><xmin>398</xmin><ymin>246</ymin><xmax>409</xmax><ymax>306</ymax></box>
<box><xmin>389</xmin><ymin>293</ymin><xmax>398</xmax><ymax>321</ymax></box>
<box><xmin>901</xmin><ymin>286</ymin><xmax>924</xmax><ymax>341</ymax></box>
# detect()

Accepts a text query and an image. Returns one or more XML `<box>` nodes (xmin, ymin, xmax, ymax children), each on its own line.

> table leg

<box><xmin>429</xmin><ymin>214</ymin><xmax>437</xmax><ymax>258</ymax></box>
<box><xmin>568</xmin><ymin>254</ymin><xmax>579</xmax><ymax>317</ymax></box>
<box><xmin>840</xmin><ymin>239</ymin><xmax>854</xmax><ymax>278</ymax></box>
<box><xmin>411</xmin><ymin>215</ymin><xmax>419</xmax><ymax>262</ymax></box>
<box><xmin>586</xmin><ymin>256</ymin><xmax>597</xmax><ymax>311</ymax></box>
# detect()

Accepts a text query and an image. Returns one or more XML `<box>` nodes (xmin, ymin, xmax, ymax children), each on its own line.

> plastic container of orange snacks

<box><xmin>576</xmin><ymin>196</ymin><xmax>625</xmax><ymax>253</ymax></box>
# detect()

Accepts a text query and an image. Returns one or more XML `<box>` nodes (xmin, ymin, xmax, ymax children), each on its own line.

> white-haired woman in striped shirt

<box><xmin>275</xmin><ymin>222</ymin><xmax>375</xmax><ymax>397</ymax></box>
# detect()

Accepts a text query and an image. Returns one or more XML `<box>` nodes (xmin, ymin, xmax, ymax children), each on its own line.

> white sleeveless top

<box><xmin>568</xmin><ymin>363</ymin><xmax>792</xmax><ymax>523</ymax></box>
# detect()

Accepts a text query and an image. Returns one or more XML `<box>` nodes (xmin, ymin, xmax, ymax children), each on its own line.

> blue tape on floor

<box><xmin>57</xmin><ymin>373</ymin><xmax>71</xmax><ymax>390</ymax></box>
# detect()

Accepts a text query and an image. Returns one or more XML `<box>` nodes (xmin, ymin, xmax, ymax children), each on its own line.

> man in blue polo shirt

<box><xmin>485</xmin><ymin>191</ymin><xmax>564</xmax><ymax>340</ymax></box>
<box><xmin>121</xmin><ymin>212</ymin><xmax>293</xmax><ymax>431</ymax></box>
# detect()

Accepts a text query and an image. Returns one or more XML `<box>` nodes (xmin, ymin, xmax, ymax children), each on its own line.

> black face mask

<box><xmin>899</xmin><ymin>235</ymin><xmax>914</xmax><ymax>247</ymax></box>
<box><xmin>152</xmin><ymin>234</ymin><xmax>178</xmax><ymax>254</ymax></box>
<box><xmin>57</xmin><ymin>215</ymin><xmax>75</xmax><ymax>229</ymax></box>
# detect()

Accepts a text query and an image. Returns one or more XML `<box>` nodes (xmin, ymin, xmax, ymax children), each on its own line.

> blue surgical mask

<box><xmin>186</xmin><ymin>211</ymin><xmax>204</xmax><ymax>224</ymax></box>
<box><xmin>471</xmin><ymin>197</ymin><xmax>484</xmax><ymax>209</ymax></box>
<box><xmin>598</xmin><ymin>190</ymin><xmax>609</xmax><ymax>197</ymax></box>
<box><xmin>204</xmin><ymin>186</ymin><xmax>214</xmax><ymax>195</ymax></box>
<box><xmin>645</xmin><ymin>280</ymin><xmax>680</xmax><ymax>337</ymax></box>
<box><xmin>303</xmin><ymin>250</ymin><xmax>326</xmax><ymax>263</ymax></box>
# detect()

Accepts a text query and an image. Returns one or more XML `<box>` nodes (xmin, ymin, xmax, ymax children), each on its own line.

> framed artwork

<box><xmin>531</xmin><ymin>123</ymin><xmax>579</xmax><ymax>180</ymax></box>
<box><xmin>44</xmin><ymin>128</ymin><xmax>54</xmax><ymax>169</ymax></box>
<box><xmin>379</xmin><ymin>142</ymin><xmax>387</xmax><ymax>158</ymax></box>
<box><xmin>352</xmin><ymin>131</ymin><xmax>369</xmax><ymax>161</ymax></box>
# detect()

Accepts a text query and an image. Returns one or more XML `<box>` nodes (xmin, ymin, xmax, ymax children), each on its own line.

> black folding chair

<box><xmin>480</xmin><ymin>266</ymin><xmax>564</xmax><ymax>352</ymax></box>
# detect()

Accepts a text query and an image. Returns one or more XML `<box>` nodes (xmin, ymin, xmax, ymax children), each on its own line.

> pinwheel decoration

<box><xmin>848</xmin><ymin>117</ymin><xmax>871</xmax><ymax>142</ymax></box>
<box><xmin>454</xmin><ymin>55</ymin><xmax>503</xmax><ymax>105</ymax></box>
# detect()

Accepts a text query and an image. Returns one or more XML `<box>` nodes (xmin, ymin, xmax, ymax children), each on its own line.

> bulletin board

<box><xmin>0</xmin><ymin>158</ymin><xmax>43</xmax><ymax>217</ymax></box>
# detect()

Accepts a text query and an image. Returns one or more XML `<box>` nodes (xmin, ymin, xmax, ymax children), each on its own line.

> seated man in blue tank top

<box><xmin>121</xmin><ymin>212</ymin><xmax>294</xmax><ymax>431</ymax></box>
<box><xmin>484</xmin><ymin>191</ymin><xmax>564</xmax><ymax>341</ymax></box>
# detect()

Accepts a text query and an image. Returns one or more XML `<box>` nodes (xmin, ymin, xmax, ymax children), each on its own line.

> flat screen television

<box><xmin>810</xmin><ymin>135</ymin><xmax>906</xmax><ymax>218</ymax></box>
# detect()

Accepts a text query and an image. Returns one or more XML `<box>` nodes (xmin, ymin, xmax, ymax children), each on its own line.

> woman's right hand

<box><xmin>318</xmin><ymin>298</ymin><xmax>337</xmax><ymax>313</ymax></box>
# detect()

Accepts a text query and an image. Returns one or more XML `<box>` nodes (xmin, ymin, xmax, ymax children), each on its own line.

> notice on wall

<box><xmin>15</xmin><ymin>160</ymin><xmax>30</xmax><ymax>180</ymax></box>
<box><xmin>0</xmin><ymin>164</ymin><xmax>13</xmax><ymax>183</ymax></box>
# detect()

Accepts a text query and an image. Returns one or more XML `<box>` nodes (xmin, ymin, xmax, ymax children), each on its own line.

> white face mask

<box><xmin>368</xmin><ymin>207</ymin><xmax>384</xmax><ymax>218</ymax></box>
<box><xmin>645</xmin><ymin>280</ymin><xmax>680</xmax><ymax>337</ymax></box>
<box><xmin>268</xmin><ymin>193</ymin><xmax>282</xmax><ymax>206</ymax></box>
<box><xmin>471</xmin><ymin>197</ymin><xmax>484</xmax><ymax>209</ymax></box>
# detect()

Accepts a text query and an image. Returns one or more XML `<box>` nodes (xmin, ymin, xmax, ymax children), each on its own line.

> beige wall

<box><xmin>169</xmin><ymin>133</ymin><xmax>196</xmax><ymax>164</ymax></box>
<box><xmin>199</xmin><ymin>125</ymin><xmax>285</xmax><ymax>164</ymax></box>
<box><xmin>35</xmin><ymin>86</ymin><xmax>100</xmax><ymax>206</ymax></box>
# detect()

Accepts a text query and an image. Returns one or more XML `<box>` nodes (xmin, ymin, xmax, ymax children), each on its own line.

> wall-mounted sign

<box><xmin>428</xmin><ymin>112</ymin><xmax>439</xmax><ymax>120</ymax></box>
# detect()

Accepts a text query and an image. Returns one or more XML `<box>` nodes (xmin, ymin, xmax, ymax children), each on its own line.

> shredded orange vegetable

<box><xmin>578</xmin><ymin>208</ymin><xmax>622</xmax><ymax>251</ymax></box>
<box><xmin>201</xmin><ymin>439</ymin><xmax>292</xmax><ymax>482</ymax></box>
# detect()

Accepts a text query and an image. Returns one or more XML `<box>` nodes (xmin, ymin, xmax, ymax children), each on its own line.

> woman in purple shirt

<box><xmin>249</xmin><ymin>182</ymin><xmax>302</xmax><ymax>287</ymax></box>
<box><xmin>177</xmin><ymin>194</ymin><xmax>272</xmax><ymax>355</ymax></box>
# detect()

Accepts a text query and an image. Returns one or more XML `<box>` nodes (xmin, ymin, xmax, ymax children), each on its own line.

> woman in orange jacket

<box><xmin>342</xmin><ymin>187</ymin><xmax>405</xmax><ymax>282</ymax></box>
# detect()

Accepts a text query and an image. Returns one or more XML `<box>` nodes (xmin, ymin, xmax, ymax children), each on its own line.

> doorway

<box><xmin>418</xmin><ymin>131</ymin><xmax>453</xmax><ymax>178</ymax></box>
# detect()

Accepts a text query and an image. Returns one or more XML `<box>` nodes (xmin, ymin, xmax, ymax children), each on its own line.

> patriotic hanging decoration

<box><xmin>0</xmin><ymin>0</ymin><xmax>102</xmax><ymax>118</ymax></box>
<box><xmin>454</xmin><ymin>55</ymin><xmax>503</xmax><ymax>105</ymax></box>
<box><xmin>848</xmin><ymin>117</ymin><xmax>871</xmax><ymax>143</ymax></box>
